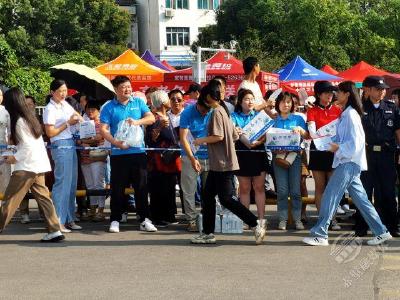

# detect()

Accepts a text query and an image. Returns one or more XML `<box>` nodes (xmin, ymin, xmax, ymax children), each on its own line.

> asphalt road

<box><xmin>0</xmin><ymin>205</ymin><xmax>398</xmax><ymax>300</ymax></box>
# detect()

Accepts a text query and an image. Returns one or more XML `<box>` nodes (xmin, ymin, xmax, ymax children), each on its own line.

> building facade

<box><xmin>115</xmin><ymin>0</ymin><xmax>140</xmax><ymax>50</ymax></box>
<box><xmin>135</xmin><ymin>0</ymin><xmax>223</xmax><ymax>67</ymax></box>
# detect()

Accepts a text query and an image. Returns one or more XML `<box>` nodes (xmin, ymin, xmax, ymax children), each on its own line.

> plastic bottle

<box><xmin>196</xmin><ymin>213</ymin><xmax>203</xmax><ymax>233</ymax></box>
<box><xmin>214</xmin><ymin>214</ymin><xmax>222</xmax><ymax>233</ymax></box>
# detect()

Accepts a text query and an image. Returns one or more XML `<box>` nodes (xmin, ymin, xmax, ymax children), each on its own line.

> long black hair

<box><xmin>3</xmin><ymin>88</ymin><xmax>42</xmax><ymax>144</ymax></box>
<box><xmin>198</xmin><ymin>79</ymin><xmax>230</xmax><ymax>115</ymax></box>
<box><xmin>337</xmin><ymin>81</ymin><xmax>363</xmax><ymax>116</ymax></box>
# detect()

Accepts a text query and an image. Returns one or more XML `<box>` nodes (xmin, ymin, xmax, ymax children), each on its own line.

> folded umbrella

<box><xmin>50</xmin><ymin>63</ymin><xmax>115</xmax><ymax>100</ymax></box>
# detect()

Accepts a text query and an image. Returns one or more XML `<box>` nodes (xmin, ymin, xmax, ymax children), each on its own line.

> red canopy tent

<box><xmin>320</xmin><ymin>65</ymin><xmax>339</xmax><ymax>75</ymax></box>
<box><xmin>160</xmin><ymin>51</ymin><xmax>279</xmax><ymax>96</ymax></box>
<box><xmin>337</xmin><ymin>61</ymin><xmax>389</xmax><ymax>83</ymax></box>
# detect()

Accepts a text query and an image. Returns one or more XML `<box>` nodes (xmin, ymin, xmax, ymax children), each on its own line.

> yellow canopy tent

<box><xmin>96</xmin><ymin>49</ymin><xmax>165</xmax><ymax>83</ymax></box>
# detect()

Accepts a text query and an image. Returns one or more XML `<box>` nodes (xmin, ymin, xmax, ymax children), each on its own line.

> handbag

<box><xmin>89</xmin><ymin>149</ymin><xmax>108</xmax><ymax>161</ymax></box>
<box><xmin>160</xmin><ymin>115</ymin><xmax>180</xmax><ymax>165</ymax></box>
<box><xmin>274</xmin><ymin>152</ymin><xmax>297</xmax><ymax>169</ymax></box>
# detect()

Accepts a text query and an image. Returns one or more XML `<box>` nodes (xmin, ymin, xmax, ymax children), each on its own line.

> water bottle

<box><xmin>196</xmin><ymin>213</ymin><xmax>203</xmax><ymax>233</ymax></box>
<box><xmin>231</xmin><ymin>214</ymin><xmax>243</xmax><ymax>234</ymax></box>
<box><xmin>214</xmin><ymin>214</ymin><xmax>222</xmax><ymax>233</ymax></box>
<box><xmin>222</xmin><ymin>212</ymin><xmax>243</xmax><ymax>234</ymax></box>
<box><xmin>222</xmin><ymin>212</ymin><xmax>232</xmax><ymax>233</ymax></box>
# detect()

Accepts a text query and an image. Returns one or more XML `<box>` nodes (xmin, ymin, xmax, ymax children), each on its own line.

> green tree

<box><xmin>0</xmin><ymin>36</ymin><xmax>19</xmax><ymax>80</ymax></box>
<box><xmin>196</xmin><ymin>0</ymin><xmax>400</xmax><ymax>72</ymax></box>
<box><xmin>4</xmin><ymin>67</ymin><xmax>52</xmax><ymax>105</ymax></box>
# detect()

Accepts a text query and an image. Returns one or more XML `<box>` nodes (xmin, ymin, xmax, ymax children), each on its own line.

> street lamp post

<box><xmin>195</xmin><ymin>47</ymin><xmax>236</xmax><ymax>84</ymax></box>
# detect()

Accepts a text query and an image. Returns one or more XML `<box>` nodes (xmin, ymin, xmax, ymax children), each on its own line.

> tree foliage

<box><xmin>197</xmin><ymin>0</ymin><xmax>400</xmax><ymax>72</ymax></box>
<box><xmin>0</xmin><ymin>0</ymin><xmax>130</xmax><ymax>102</ymax></box>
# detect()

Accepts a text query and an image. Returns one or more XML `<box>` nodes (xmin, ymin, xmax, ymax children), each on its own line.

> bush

<box><xmin>4</xmin><ymin>67</ymin><xmax>52</xmax><ymax>106</ymax></box>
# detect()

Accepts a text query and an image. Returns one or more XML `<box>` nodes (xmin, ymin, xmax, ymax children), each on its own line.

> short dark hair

<box><xmin>85</xmin><ymin>100</ymin><xmax>100</xmax><ymax>111</ymax></box>
<box><xmin>243</xmin><ymin>57</ymin><xmax>258</xmax><ymax>75</ymax></box>
<box><xmin>392</xmin><ymin>89</ymin><xmax>400</xmax><ymax>97</ymax></box>
<box><xmin>168</xmin><ymin>89</ymin><xmax>184</xmax><ymax>98</ymax></box>
<box><xmin>145</xmin><ymin>87</ymin><xmax>158</xmax><ymax>95</ymax></box>
<box><xmin>213</xmin><ymin>75</ymin><xmax>227</xmax><ymax>86</ymax></box>
<box><xmin>264</xmin><ymin>90</ymin><xmax>273</xmax><ymax>100</ymax></box>
<box><xmin>235</xmin><ymin>89</ymin><xmax>254</xmax><ymax>113</ymax></box>
<box><xmin>50</xmin><ymin>79</ymin><xmax>66</xmax><ymax>92</ymax></box>
<box><xmin>111</xmin><ymin>75</ymin><xmax>130</xmax><ymax>87</ymax></box>
<box><xmin>275</xmin><ymin>92</ymin><xmax>295</xmax><ymax>114</ymax></box>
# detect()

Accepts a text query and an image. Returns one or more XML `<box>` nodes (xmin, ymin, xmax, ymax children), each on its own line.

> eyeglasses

<box><xmin>170</xmin><ymin>97</ymin><xmax>183</xmax><ymax>102</ymax></box>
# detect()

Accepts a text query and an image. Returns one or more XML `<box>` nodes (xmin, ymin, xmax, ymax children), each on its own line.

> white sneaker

<box><xmin>191</xmin><ymin>233</ymin><xmax>216</xmax><ymax>244</ymax></box>
<box><xmin>109</xmin><ymin>221</ymin><xmax>120</xmax><ymax>233</ymax></box>
<box><xmin>60</xmin><ymin>225</ymin><xmax>71</xmax><ymax>233</ymax></box>
<box><xmin>367</xmin><ymin>232</ymin><xmax>392</xmax><ymax>246</ymax></box>
<box><xmin>41</xmin><ymin>231</ymin><xmax>65</xmax><ymax>242</ymax></box>
<box><xmin>342</xmin><ymin>204</ymin><xmax>356</xmax><ymax>214</ymax></box>
<box><xmin>254</xmin><ymin>220</ymin><xmax>266</xmax><ymax>245</ymax></box>
<box><xmin>120</xmin><ymin>213</ymin><xmax>128</xmax><ymax>223</ymax></box>
<box><xmin>20</xmin><ymin>214</ymin><xmax>30</xmax><ymax>224</ymax></box>
<box><xmin>278</xmin><ymin>220</ymin><xmax>287</xmax><ymax>230</ymax></box>
<box><xmin>302</xmin><ymin>237</ymin><xmax>329</xmax><ymax>246</ymax></box>
<box><xmin>295</xmin><ymin>220</ymin><xmax>305</xmax><ymax>230</ymax></box>
<box><xmin>140</xmin><ymin>218</ymin><xmax>157</xmax><ymax>232</ymax></box>
<box><xmin>67</xmin><ymin>222</ymin><xmax>82</xmax><ymax>230</ymax></box>
<box><xmin>336</xmin><ymin>206</ymin><xmax>346</xmax><ymax>215</ymax></box>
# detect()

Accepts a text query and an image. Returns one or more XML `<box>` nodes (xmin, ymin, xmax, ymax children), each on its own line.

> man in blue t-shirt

<box><xmin>179</xmin><ymin>99</ymin><xmax>211</xmax><ymax>231</ymax></box>
<box><xmin>100</xmin><ymin>75</ymin><xmax>157</xmax><ymax>233</ymax></box>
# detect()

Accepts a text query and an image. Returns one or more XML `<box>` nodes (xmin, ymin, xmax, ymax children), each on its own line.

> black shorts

<box><xmin>308</xmin><ymin>142</ymin><xmax>334</xmax><ymax>171</ymax></box>
<box><xmin>235</xmin><ymin>141</ymin><xmax>267</xmax><ymax>177</ymax></box>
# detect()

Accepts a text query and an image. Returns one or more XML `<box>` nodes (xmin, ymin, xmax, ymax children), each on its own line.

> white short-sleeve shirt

<box><xmin>43</xmin><ymin>99</ymin><xmax>76</xmax><ymax>142</ymax></box>
<box><xmin>238</xmin><ymin>80</ymin><xmax>264</xmax><ymax>105</ymax></box>
<box><xmin>13</xmin><ymin>118</ymin><xmax>51</xmax><ymax>173</ymax></box>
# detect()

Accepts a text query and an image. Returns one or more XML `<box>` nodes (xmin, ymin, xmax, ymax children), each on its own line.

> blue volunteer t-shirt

<box><xmin>179</xmin><ymin>104</ymin><xmax>211</xmax><ymax>159</ymax></box>
<box><xmin>231</xmin><ymin>110</ymin><xmax>257</xmax><ymax>128</ymax></box>
<box><xmin>100</xmin><ymin>96</ymin><xmax>150</xmax><ymax>155</ymax></box>
<box><xmin>273</xmin><ymin>113</ymin><xmax>307</xmax><ymax>131</ymax></box>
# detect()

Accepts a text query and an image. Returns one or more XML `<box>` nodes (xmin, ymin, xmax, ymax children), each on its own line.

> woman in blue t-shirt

<box><xmin>231</xmin><ymin>89</ymin><xmax>267</xmax><ymax>229</ymax></box>
<box><xmin>272</xmin><ymin>92</ymin><xmax>309</xmax><ymax>231</ymax></box>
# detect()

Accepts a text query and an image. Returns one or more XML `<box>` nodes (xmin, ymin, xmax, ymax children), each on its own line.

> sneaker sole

<box><xmin>255</xmin><ymin>230</ymin><xmax>266</xmax><ymax>245</ymax></box>
<box><xmin>302</xmin><ymin>239</ymin><xmax>329</xmax><ymax>246</ymax></box>
<box><xmin>41</xmin><ymin>235</ymin><xmax>65</xmax><ymax>243</ymax></box>
<box><xmin>191</xmin><ymin>239</ymin><xmax>216</xmax><ymax>244</ymax></box>
<box><xmin>140</xmin><ymin>227</ymin><xmax>157</xmax><ymax>232</ymax></box>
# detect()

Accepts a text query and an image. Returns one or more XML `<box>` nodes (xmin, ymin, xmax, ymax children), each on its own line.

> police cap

<box><xmin>362</xmin><ymin>76</ymin><xmax>389</xmax><ymax>89</ymax></box>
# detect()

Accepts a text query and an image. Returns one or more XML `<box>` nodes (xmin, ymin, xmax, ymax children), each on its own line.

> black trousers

<box><xmin>355</xmin><ymin>151</ymin><xmax>398</xmax><ymax>232</ymax></box>
<box><xmin>148</xmin><ymin>171</ymin><xmax>177</xmax><ymax>223</ymax></box>
<box><xmin>110</xmin><ymin>154</ymin><xmax>149</xmax><ymax>222</ymax></box>
<box><xmin>202</xmin><ymin>171</ymin><xmax>257</xmax><ymax>234</ymax></box>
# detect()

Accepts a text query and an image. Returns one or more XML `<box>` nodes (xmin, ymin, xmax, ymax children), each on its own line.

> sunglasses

<box><xmin>170</xmin><ymin>97</ymin><xmax>183</xmax><ymax>102</ymax></box>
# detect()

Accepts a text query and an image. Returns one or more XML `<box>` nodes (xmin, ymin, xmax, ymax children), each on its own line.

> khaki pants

<box><xmin>0</xmin><ymin>171</ymin><xmax>61</xmax><ymax>233</ymax></box>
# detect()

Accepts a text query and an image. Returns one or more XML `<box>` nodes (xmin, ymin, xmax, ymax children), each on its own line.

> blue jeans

<box><xmin>311</xmin><ymin>162</ymin><xmax>387</xmax><ymax>239</ymax></box>
<box><xmin>273</xmin><ymin>153</ymin><xmax>302</xmax><ymax>222</ymax></box>
<box><xmin>51</xmin><ymin>139</ymin><xmax>78</xmax><ymax>224</ymax></box>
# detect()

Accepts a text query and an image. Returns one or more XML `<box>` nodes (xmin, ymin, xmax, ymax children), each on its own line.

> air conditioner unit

<box><xmin>165</xmin><ymin>9</ymin><xmax>175</xmax><ymax>17</ymax></box>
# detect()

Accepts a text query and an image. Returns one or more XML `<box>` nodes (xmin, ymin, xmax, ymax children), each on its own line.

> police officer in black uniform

<box><xmin>354</xmin><ymin>76</ymin><xmax>400</xmax><ymax>237</ymax></box>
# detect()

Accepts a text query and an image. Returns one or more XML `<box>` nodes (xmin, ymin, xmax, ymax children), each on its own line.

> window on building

<box><xmin>166</xmin><ymin>27</ymin><xmax>190</xmax><ymax>46</ymax></box>
<box><xmin>198</xmin><ymin>0</ymin><xmax>223</xmax><ymax>10</ymax></box>
<box><xmin>213</xmin><ymin>0</ymin><xmax>222</xmax><ymax>9</ymax></box>
<box><xmin>197</xmin><ymin>0</ymin><xmax>209</xmax><ymax>9</ymax></box>
<box><xmin>166</xmin><ymin>0</ymin><xmax>188</xmax><ymax>9</ymax></box>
